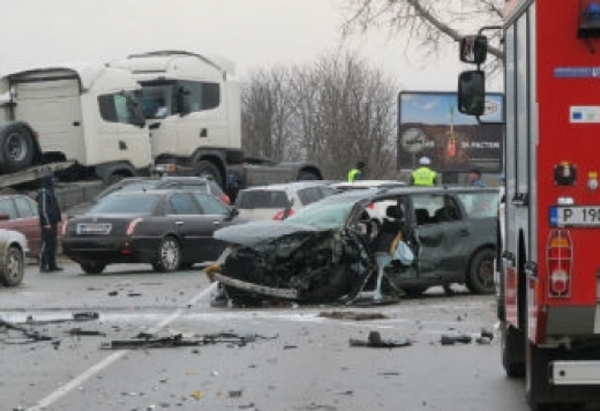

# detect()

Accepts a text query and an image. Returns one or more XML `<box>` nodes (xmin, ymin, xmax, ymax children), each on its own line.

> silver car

<box><xmin>0</xmin><ymin>228</ymin><xmax>28</xmax><ymax>286</ymax></box>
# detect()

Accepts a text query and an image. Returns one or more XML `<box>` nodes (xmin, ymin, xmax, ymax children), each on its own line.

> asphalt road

<box><xmin>0</xmin><ymin>259</ymin><xmax>532</xmax><ymax>411</ymax></box>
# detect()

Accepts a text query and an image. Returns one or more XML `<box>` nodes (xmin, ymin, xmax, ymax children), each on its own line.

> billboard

<box><xmin>398</xmin><ymin>91</ymin><xmax>504</xmax><ymax>173</ymax></box>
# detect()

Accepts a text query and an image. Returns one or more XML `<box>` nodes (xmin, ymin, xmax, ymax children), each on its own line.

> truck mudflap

<box><xmin>212</xmin><ymin>272</ymin><xmax>299</xmax><ymax>300</ymax></box>
<box><xmin>551</xmin><ymin>361</ymin><xmax>600</xmax><ymax>385</ymax></box>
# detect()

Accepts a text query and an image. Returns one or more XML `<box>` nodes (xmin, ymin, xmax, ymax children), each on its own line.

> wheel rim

<box><xmin>476</xmin><ymin>256</ymin><xmax>495</xmax><ymax>290</ymax></box>
<box><xmin>6</xmin><ymin>249</ymin><xmax>23</xmax><ymax>282</ymax></box>
<box><xmin>6</xmin><ymin>132</ymin><xmax>27</xmax><ymax>161</ymax></box>
<box><xmin>160</xmin><ymin>239</ymin><xmax>180</xmax><ymax>270</ymax></box>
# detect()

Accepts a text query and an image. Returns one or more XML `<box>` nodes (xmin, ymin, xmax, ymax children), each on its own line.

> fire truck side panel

<box><xmin>537</xmin><ymin>0</ymin><xmax>600</xmax><ymax>337</ymax></box>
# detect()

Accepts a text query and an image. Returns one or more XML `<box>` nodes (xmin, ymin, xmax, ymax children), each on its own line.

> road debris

<box><xmin>0</xmin><ymin>317</ymin><xmax>53</xmax><ymax>343</ymax></box>
<box><xmin>318</xmin><ymin>311</ymin><xmax>389</xmax><ymax>321</ymax></box>
<box><xmin>68</xmin><ymin>328</ymin><xmax>106</xmax><ymax>337</ymax></box>
<box><xmin>101</xmin><ymin>332</ymin><xmax>277</xmax><ymax>350</ymax></box>
<box><xmin>349</xmin><ymin>331</ymin><xmax>412</xmax><ymax>348</ymax></box>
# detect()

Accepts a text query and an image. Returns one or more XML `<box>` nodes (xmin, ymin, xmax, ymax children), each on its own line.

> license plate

<box><xmin>76</xmin><ymin>223</ymin><xmax>112</xmax><ymax>235</ymax></box>
<box><xmin>550</xmin><ymin>206</ymin><xmax>600</xmax><ymax>227</ymax></box>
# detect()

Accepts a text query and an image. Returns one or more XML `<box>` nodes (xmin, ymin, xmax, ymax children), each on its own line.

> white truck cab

<box><xmin>110</xmin><ymin>51</ymin><xmax>243</xmax><ymax>165</ymax></box>
<box><xmin>0</xmin><ymin>63</ymin><xmax>152</xmax><ymax>181</ymax></box>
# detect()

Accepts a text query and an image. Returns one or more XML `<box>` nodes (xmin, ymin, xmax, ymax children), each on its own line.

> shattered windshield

<box><xmin>284</xmin><ymin>200</ymin><xmax>354</xmax><ymax>230</ymax></box>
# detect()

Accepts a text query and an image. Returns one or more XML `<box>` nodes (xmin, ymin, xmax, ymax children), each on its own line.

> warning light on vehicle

<box><xmin>554</xmin><ymin>161</ymin><xmax>577</xmax><ymax>186</ymax></box>
<box><xmin>546</xmin><ymin>230</ymin><xmax>572</xmax><ymax>298</ymax></box>
<box><xmin>579</xmin><ymin>1</ymin><xmax>600</xmax><ymax>37</ymax></box>
<box><xmin>588</xmin><ymin>171</ymin><xmax>599</xmax><ymax>190</ymax></box>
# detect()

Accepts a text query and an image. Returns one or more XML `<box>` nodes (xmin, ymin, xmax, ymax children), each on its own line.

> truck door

<box><xmin>12</xmin><ymin>73</ymin><xmax>85</xmax><ymax>161</ymax></box>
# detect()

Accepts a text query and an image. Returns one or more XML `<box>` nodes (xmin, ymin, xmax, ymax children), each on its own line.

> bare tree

<box><xmin>241</xmin><ymin>67</ymin><xmax>300</xmax><ymax>162</ymax></box>
<box><xmin>340</xmin><ymin>0</ymin><xmax>504</xmax><ymax>62</ymax></box>
<box><xmin>242</xmin><ymin>53</ymin><xmax>399</xmax><ymax>180</ymax></box>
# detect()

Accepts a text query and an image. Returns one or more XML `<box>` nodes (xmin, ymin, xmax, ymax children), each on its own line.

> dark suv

<box><xmin>211</xmin><ymin>186</ymin><xmax>501</xmax><ymax>305</ymax></box>
<box><xmin>65</xmin><ymin>176</ymin><xmax>230</xmax><ymax>219</ymax></box>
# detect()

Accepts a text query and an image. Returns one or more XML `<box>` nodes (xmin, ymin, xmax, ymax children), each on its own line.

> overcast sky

<box><xmin>1</xmin><ymin>0</ymin><xmax>473</xmax><ymax>92</ymax></box>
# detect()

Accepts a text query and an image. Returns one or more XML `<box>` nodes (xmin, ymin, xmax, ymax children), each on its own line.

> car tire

<box><xmin>152</xmin><ymin>236</ymin><xmax>181</xmax><ymax>272</ymax></box>
<box><xmin>0</xmin><ymin>245</ymin><xmax>24</xmax><ymax>286</ymax></box>
<box><xmin>0</xmin><ymin>121</ymin><xmax>36</xmax><ymax>173</ymax></box>
<box><xmin>80</xmin><ymin>262</ymin><xmax>106</xmax><ymax>274</ymax></box>
<box><xmin>466</xmin><ymin>247</ymin><xmax>496</xmax><ymax>294</ymax></box>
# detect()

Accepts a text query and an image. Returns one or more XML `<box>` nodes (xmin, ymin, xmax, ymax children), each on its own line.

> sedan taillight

<box><xmin>126</xmin><ymin>218</ymin><xmax>143</xmax><ymax>235</ymax></box>
<box><xmin>273</xmin><ymin>209</ymin><xmax>294</xmax><ymax>221</ymax></box>
<box><xmin>220</xmin><ymin>193</ymin><xmax>231</xmax><ymax>205</ymax></box>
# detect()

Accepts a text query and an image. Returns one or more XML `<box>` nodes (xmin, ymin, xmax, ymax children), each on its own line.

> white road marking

<box><xmin>26</xmin><ymin>282</ymin><xmax>218</xmax><ymax>411</ymax></box>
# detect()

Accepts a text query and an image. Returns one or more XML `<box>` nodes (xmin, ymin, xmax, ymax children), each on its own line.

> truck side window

<box><xmin>179</xmin><ymin>81</ymin><xmax>220</xmax><ymax>112</ymax></box>
<box><xmin>98</xmin><ymin>93</ymin><xmax>142</xmax><ymax>126</ymax></box>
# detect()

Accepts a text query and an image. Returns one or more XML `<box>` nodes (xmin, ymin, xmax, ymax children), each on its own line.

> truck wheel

<box><xmin>0</xmin><ymin>245</ymin><xmax>24</xmax><ymax>286</ymax></box>
<box><xmin>195</xmin><ymin>160</ymin><xmax>223</xmax><ymax>188</ymax></box>
<box><xmin>297</xmin><ymin>170</ymin><xmax>320</xmax><ymax>180</ymax></box>
<box><xmin>152</xmin><ymin>236</ymin><xmax>181</xmax><ymax>272</ymax></box>
<box><xmin>80</xmin><ymin>262</ymin><xmax>106</xmax><ymax>274</ymax></box>
<box><xmin>0</xmin><ymin>122</ymin><xmax>36</xmax><ymax>173</ymax></box>
<box><xmin>501</xmin><ymin>324</ymin><xmax>525</xmax><ymax>378</ymax></box>
<box><xmin>465</xmin><ymin>248</ymin><xmax>495</xmax><ymax>294</ymax></box>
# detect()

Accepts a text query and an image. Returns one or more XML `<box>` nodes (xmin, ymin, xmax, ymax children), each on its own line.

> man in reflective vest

<box><xmin>411</xmin><ymin>157</ymin><xmax>437</xmax><ymax>186</ymax></box>
<box><xmin>347</xmin><ymin>161</ymin><xmax>365</xmax><ymax>182</ymax></box>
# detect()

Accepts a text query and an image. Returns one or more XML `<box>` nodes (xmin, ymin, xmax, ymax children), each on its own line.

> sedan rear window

<box><xmin>91</xmin><ymin>194</ymin><xmax>158</xmax><ymax>214</ymax></box>
<box><xmin>235</xmin><ymin>190</ymin><xmax>289</xmax><ymax>209</ymax></box>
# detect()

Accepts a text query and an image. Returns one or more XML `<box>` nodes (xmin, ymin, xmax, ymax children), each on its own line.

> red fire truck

<box><xmin>458</xmin><ymin>1</ymin><xmax>600</xmax><ymax>409</ymax></box>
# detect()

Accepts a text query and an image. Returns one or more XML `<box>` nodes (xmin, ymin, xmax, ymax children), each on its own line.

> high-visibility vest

<box><xmin>347</xmin><ymin>168</ymin><xmax>361</xmax><ymax>182</ymax></box>
<box><xmin>412</xmin><ymin>166</ymin><xmax>437</xmax><ymax>186</ymax></box>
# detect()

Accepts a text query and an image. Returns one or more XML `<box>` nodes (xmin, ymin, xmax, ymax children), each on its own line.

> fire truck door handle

<box><xmin>200</xmin><ymin>128</ymin><xmax>207</xmax><ymax>138</ymax></box>
<box><xmin>502</xmin><ymin>250</ymin><xmax>515</xmax><ymax>266</ymax></box>
<box><xmin>511</xmin><ymin>193</ymin><xmax>529</xmax><ymax>207</ymax></box>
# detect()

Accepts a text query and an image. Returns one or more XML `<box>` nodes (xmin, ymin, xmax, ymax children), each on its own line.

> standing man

<box><xmin>37</xmin><ymin>173</ymin><xmax>63</xmax><ymax>272</ymax></box>
<box><xmin>469</xmin><ymin>168</ymin><xmax>486</xmax><ymax>187</ymax></box>
<box><xmin>411</xmin><ymin>156</ymin><xmax>437</xmax><ymax>186</ymax></box>
<box><xmin>347</xmin><ymin>161</ymin><xmax>365</xmax><ymax>182</ymax></box>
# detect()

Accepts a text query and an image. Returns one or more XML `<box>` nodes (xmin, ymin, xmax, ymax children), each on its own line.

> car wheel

<box><xmin>80</xmin><ymin>262</ymin><xmax>106</xmax><ymax>274</ymax></box>
<box><xmin>0</xmin><ymin>122</ymin><xmax>36</xmax><ymax>173</ymax></box>
<box><xmin>466</xmin><ymin>248</ymin><xmax>496</xmax><ymax>294</ymax></box>
<box><xmin>0</xmin><ymin>245</ymin><xmax>24</xmax><ymax>286</ymax></box>
<box><xmin>153</xmin><ymin>236</ymin><xmax>181</xmax><ymax>272</ymax></box>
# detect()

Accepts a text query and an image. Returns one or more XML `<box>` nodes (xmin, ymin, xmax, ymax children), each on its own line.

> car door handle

<box><xmin>175</xmin><ymin>221</ymin><xmax>184</xmax><ymax>226</ymax></box>
<box><xmin>213</xmin><ymin>221</ymin><xmax>221</xmax><ymax>225</ymax></box>
<box><xmin>459</xmin><ymin>229</ymin><xmax>470</xmax><ymax>236</ymax></box>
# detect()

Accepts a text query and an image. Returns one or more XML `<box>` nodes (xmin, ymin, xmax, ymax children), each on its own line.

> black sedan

<box><xmin>62</xmin><ymin>190</ymin><xmax>247</xmax><ymax>274</ymax></box>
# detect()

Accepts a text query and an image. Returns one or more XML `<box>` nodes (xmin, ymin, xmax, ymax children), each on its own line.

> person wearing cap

<box><xmin>469</xmin><ymin>168</ymin><xmax>485</xmax><ymax>187</ymax></box>
<box><xmin>411</xmin><ymin>156</ymin><xmax>437</xmax><ymax>186</ymax></box>
<box><xmin>36</xmin><ymin>173</ymin><xmax>63</xmax><ymax>273</ymax></box>
<box><xmin>347</xmin><ymin>161</ymin><xmax>365</xmax><ymax>182</ymax></box>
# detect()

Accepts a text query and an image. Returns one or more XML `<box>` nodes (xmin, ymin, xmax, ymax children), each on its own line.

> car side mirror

<box><xmin>225</xmin><ymin>207</ymin><xmax>239</xmax><ymax>221</ymax></box>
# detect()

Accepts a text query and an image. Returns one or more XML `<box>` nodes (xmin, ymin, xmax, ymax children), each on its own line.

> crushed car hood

<box><xmin>214</xmin><ymin>221</ymin><xmax>318</xmax><ymax>247</ymax></box>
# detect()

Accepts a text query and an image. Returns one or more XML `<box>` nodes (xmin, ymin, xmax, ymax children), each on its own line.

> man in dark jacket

<box><xmin>37</xmin><ymin>173</ymin><xmax>63</xmax><ymax>272</ymax></box>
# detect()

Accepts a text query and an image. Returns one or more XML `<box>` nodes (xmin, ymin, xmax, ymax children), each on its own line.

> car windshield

<box><xmin>285</xmin><ymin>200</ymin><xmax>355</xmax><ymax>230</ymax></box>
<box><xmin>235</xmin><ymin>190</ymin><xmax>289</xmax><ymax>209</ymax></box>
<box><xmin>90</xmin><ymin>193</ymin><xmax>158</xmax><ymax>214</ymax></box>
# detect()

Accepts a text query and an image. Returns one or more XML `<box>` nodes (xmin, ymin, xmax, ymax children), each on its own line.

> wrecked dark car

<box><xmin>206</xmin><ymin>186</ymin><xmax>500</xmax><ymax>305</ymax></box>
